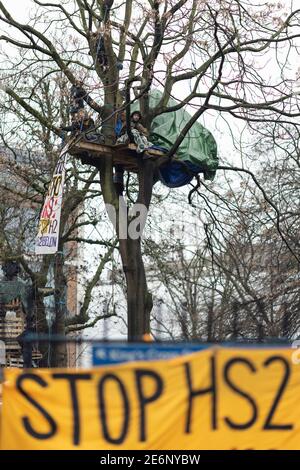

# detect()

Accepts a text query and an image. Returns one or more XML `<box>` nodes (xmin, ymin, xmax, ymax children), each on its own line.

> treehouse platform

<box><xmin>68</xmin><ymin>140</ymin><xmax>169</xmax><ymax>172</ymax></box>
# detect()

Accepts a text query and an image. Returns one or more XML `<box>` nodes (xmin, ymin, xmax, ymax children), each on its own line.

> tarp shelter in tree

<box><xmin>69</xmin><ymin>90</ymin><xmax>218</xmax><ymax>188</ymax></box>
<box><xmin>132</xmin><ymin>90</ymin><xmax>218</xmax><ymax>187</ymax></box>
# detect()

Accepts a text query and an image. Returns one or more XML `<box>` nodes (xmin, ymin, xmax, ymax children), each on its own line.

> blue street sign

<box><xmin>92</xmin><ymin>342</ymin><xmax>210</xmax><ymax>366</ymax></box>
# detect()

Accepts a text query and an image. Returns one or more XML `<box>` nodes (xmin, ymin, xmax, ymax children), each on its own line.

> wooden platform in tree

<box><xmin>68</xmin><ymin>141</ymin><xmax>170</xmax><ymax>173</ymax></box>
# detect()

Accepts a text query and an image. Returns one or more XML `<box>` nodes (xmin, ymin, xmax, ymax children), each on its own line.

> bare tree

<box><xmin>0</xmin><ymin>73</ymin><xmax>117</xmax><ymax>366</ymax></box>
<box><xmin>146</xmin><ymin>130</ymin><xmax>300</xmax><ymax>342</ymax></box>
<box><xmin>0</xmin><ymin>0</ymin><xmax>299</xmax><ymax>340</ymax></box>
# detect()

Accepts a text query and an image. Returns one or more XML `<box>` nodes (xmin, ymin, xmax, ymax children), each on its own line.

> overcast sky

<box><xmin>2</xmin><ymin>0</ymin><xmax>31</xmax><ymax>21</ymax></box>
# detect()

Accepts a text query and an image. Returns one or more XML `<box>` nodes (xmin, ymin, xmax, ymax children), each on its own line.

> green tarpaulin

<box><xmin>134</xmin><ymin>90</ymin><xmax>218</xmax><ymax>181</ymax></box>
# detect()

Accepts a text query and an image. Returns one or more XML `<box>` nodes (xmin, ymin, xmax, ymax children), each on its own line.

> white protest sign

<box><xmin>35</xmin><ymin>143</ymin><xmax>70</xmax><ymax>254</ymax></box>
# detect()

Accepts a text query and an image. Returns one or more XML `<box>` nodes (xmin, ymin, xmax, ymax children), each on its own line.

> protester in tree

<box><xmin>59</xmin><ymin>110</ymin><xmax>104</xmax><ymax>143</ymax></box>
<box><xmin>70</xmin><ymin>82</ymin><xmax>86</xmax><ymax>114</ymax></box>
<box><xmin>116</xmin><ymin>111</ymin><xmax>152</xmax><ymax>153</ymax></box>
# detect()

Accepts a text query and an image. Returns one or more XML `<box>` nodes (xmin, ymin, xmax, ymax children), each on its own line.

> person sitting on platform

<box><xmin>59</xmin><ymin>110</ymin><xmax>105</xmax><ymax>143</ymax></box>
<box><xmin>59</xmin><ymin>113</ymin><xmax>81</xmax><ymax>136</ymax></box>
<box><xmin>113</xmin><ymin>111</ymin><xmax>154</xmax><ymax>196</ymax></box>
<box><xmin>116</xmin><ymin>111</ymin><xmax>152</xmax><ymax>153</ymax></box>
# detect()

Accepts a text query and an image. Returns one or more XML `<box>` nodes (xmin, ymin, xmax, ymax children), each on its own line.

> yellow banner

<box><xmin>1</xmin><ymin>347</ymin><xmax>300</xmax><ymax>450</ymax></box>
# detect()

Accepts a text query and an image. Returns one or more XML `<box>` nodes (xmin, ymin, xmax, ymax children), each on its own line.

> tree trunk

<box><xmin>97</xmin><ymin>30</ymin><xmax>155</xmax><ymax>340</ymax></box>
<box><xmin>52</xmin><ymin>252</ymin><xmax>67</xmax><ymax>367</ymax></box>
<box><xmin>51</xmin><ymin>305</ymin><xmax>68</xmax><ymax>367</ymax></box>
<box><xmin>35</xmin><ymin>294</ymin><xmax>49</xmax><ymax>367</ymax></box>
<box><xmin>121</xmin><ymin>159</ymin><xmax>154</xmax><ymax>340</ymax></box>
<box><xmin>100</xmin><ymin>153</ymin><xmax>155</xmax><ymax>341</ymax></box>
<box><xmin>119</xmin><ymin>237</ymin><xmax>153</xmax><ymax>340</ymax></box>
